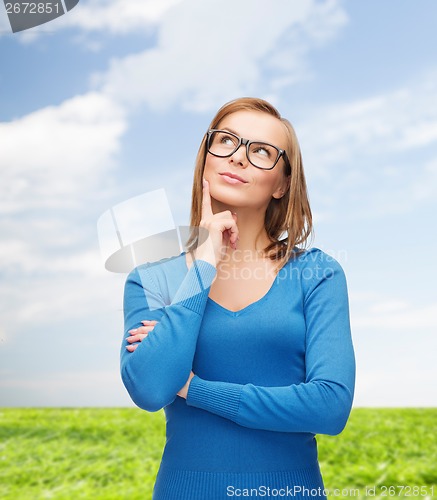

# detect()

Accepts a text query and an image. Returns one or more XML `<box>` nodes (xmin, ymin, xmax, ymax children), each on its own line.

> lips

<box><xmin>219</xmin><ymin>172</ymin><xmax>248</xmax><ymax>183</ymax></box>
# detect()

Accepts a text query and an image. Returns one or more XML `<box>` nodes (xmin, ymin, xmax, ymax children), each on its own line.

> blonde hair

<box><xmin>186</xmin><ymin>97</ymin><xmax>313</xmax><ymax>270</ymax></box>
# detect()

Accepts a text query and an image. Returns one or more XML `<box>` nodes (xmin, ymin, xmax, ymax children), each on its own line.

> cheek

<box><xmin>252</xmin><ymin>171</ymin><xmax>283</xmax><ymax>196</ymax></box>
<box><xmin>203</xmin><ymin>156</ymin><xmax>219</xmax><ymax>178</ymax></box>
<box><xmin>202</xmin><ymin>157</ymin><xmax>226</xmax><ymax>199</ymax></box>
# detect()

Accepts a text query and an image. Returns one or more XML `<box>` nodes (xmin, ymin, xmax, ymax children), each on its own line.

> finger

<box><xmin>126</xmin><ymin>333</ymin><xmax>148</xmax><ymax>343</ymax></box>
<box><xmin>126</xmin><ymin>344</ymin><xmax>138</xmax><ymax>352</ymax></box>
<box><xmin>217</xmin><ymin>217</ymin><xmax>238</xmax><ymax>248</ymax></box>
<box><xmin>201</xmin><ymin>178</ymin><xmax>213</xmax><ymax>218</ymax></box>
<box><xmin>128</xmin><ymin>325</ymin><xmax>154</xmax><ymax>335</ymax></box>
<box><xmin>209</xmin><ymin>214</ymin><xmax>238</xmax><ymax>249</ymax></box>
<box><xmin>228</xmin><ymin>232</ymin><xmax>237</xmax><ymax>250</ymax></box>
<box><xmin>230</xmin><ymin>213</ymin><xmax>239</xmax><ymax>248</ymax></box>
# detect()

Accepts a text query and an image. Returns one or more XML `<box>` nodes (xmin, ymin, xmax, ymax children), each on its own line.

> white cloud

<box><xmin>63</xmin><ymin>0</ymin><xmax>184</xmax><ymax>33</ymax></box>
<box><xmin>350</xmin><ymin>294</ymin><xmax>437</xmax><ymax>330</ymax></box>
<box><xmin>411</xmin><ymin>158</ymin><xmax>437</xmax><ymax>203</ymax></box>
<box><xmin>0</xmin><ymin>91</ymin><xmax>127</xmax><ymax>213</ymax></box>
<box><xmin>298</xmin><ymin>72</ymin><xmax>437</xmax><ymax>218</ymax></box>
<box><xmin>0</xmin><ymin>90</ymin><xmax>129</xmax><ymax>349</ymax></box>
<box><xmin>0</xmin><ymin>261</ymin><xmax>124</xmax><ymax>327</ymax></box>
<box><xmin>300</xmin><ymin>79</ymin><xmax>437</xmax><ymax>174</ymax></box>
<box><xmin>97</xmin><ymin>0</ymin><xmax>347</xmax><ymax>112</ymax></box>
<box><xmin>369</xmin><ymin>299</ymin><xmax>409</xmax><ymax>314</ymax></box>
<box><xmin>0</xmin><ymin>0</ymin><xmax>183</xmax><ymax>40</ymax></box>
<box><xmin>60</xmin><ymin>0</ymin><xmax>183</xmax><ymax>34</ymax></box>
<box><xmin>354</xmin><ymin>302</ymin><xmax>437</xmax><ymax>330</ymax></box>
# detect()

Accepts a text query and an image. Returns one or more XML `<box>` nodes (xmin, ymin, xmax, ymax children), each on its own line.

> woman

<box><xmin>122</xmin><ymin>97</ymin><xmax>356</xmax><ymax>499</ymax></box>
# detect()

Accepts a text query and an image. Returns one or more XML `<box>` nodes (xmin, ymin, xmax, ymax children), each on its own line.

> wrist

<box><xmin>194</xmin><ymin>249</ymin><xmax>216</xmax><ymax>268</ymax></box>
<box><xmin>185</xmin><ymin>374</ymin><xmax>199</xmax><ymax>401</ymax></box>
<box><xmin>193</xmin><ymin>238</ymin><xmax>219</xmax><ymax>268</ymax></box>
<box><xmin>178</xmin><ymin>371</ymin><xmax>196</xmax><ymax>399</ymax></box>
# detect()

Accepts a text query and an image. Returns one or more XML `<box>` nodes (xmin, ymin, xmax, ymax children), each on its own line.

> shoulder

<box><xmin>125</xmin><ymin>252</ymin><xmax>188</xmax><ymax>293</ymax></box>
<box><xmin>286</xmin><ymin>247</ymin><xmax>347</xmax><ymax>298</ymax></box>
<box><xmin>290</xmin><ymin>246</ymin><xmax>344</xmax><ymax>271</ymax></box>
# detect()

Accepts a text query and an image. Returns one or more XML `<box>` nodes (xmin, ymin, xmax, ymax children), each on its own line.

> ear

<box><xmin>272</xmin><ymin>174</ymin><xmax>291</xmax><ymax>199</ymax></box>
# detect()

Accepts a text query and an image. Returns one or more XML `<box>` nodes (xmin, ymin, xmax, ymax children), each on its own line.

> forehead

<box><xmin>218</xmin><ymin>110</ymin><xmax>287</xmax><ymax>147</ymax></box>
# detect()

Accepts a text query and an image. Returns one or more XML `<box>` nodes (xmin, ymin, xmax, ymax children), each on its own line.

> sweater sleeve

<box><xmin>121</xmin><ymin>257</ymin><xmax>216</xmax><ymax>412</ymax></box>
<box><xmin>186</xmin><ymin>252</ymin><xmax>356</xmax><ymax>435</ymax></box>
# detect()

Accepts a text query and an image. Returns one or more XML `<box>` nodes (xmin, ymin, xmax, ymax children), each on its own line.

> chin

<box><xmin>209</xmin><ymin>183</ymin><xmax>249</xmax><ymax>209</ymax></box>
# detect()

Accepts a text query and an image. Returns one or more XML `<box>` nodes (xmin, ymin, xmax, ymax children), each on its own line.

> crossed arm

<box><xmin>126</xmin><ymin>320</ymin><xmax>194</xmax><ymax>399</ymax></box>
<box><xmin>122</xmin><ymin>252</ymin><xmax>356</xmax><ymax>435</ymax></box>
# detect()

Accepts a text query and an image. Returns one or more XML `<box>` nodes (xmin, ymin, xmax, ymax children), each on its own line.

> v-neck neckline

<box><xmin>206</xmin><ymin>278</ymin><xmax>279</xmax><ymax>317</ymax></box>
<box><xmin>182</xmin><ymin>252</ymin><xmax>287</xmax><ymax>317</ymax></box>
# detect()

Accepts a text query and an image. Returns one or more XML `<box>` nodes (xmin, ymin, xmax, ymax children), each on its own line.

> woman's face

<box><xmin>203</xmin><ymin>110</ymin><xmax>290</xmax><ymax>212</ymax></box>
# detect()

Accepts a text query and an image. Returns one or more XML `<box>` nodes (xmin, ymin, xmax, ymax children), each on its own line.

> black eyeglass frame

<box><xmin>206</xmin><ymin>129</ymin><xmax>291</xmax><ymax>172</ymax></box>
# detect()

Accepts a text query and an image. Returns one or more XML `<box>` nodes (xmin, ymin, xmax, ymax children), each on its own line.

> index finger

<box><xmin>201</xmin><ymin>178</ymin><xmax>213</xmax><ymax>218</ymax></box>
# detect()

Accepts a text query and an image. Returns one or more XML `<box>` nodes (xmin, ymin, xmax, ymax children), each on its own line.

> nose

<box><xmin>230</xmin><ymin>143</ymin><xmax>249</xmax><ymax>167</ymax></box>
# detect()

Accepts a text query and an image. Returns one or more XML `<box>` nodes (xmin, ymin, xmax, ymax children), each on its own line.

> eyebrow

<box><xmin>221</xmin><ymin>127</ymin><xmax>279</xmax><ymax>147</ymax></box>
<box><xmin>222</xmin><ymin>127</ymin><xmax>240</xmax><ymax>136</ymax></box>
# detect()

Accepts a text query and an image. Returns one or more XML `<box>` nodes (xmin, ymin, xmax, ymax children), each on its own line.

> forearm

<box><xmin>122</xmin><ymin>306</ymin><xmax>204</xmax><ymax>411</ymax></box>
<box><xmin>121</xmin><ymin>258</ymin><xmax>216</xmax><ymax>411</ymax></box>
<box><xmin>186</xmin><ymin>373</ymin><xmax>355</xmax><ymax>435</ymax></box>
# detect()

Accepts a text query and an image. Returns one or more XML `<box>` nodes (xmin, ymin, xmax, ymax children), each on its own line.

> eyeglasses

<box><xmin>206</xmin><ymin>129</ymin><xmax>290</xmax><ymax>171</ymax></box>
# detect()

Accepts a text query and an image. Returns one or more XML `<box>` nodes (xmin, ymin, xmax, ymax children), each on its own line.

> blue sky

<box><xmin>1</xmin><ymin>0</ymin><xmax>436</xmax><ymax>407</ymax></box>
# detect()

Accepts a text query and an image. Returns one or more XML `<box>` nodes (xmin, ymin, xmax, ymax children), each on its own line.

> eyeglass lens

<box><xmin>208</xmin><ymin>131</ymin><xmax>279</xmax><ymax>169</ymax></box>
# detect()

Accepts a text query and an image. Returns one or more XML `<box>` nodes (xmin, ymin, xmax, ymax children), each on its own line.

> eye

<box><xmin>220</xmin><ymin>134</ymin><xmax>237</xmax><ymax>146</ymax></box>
<box><xmin>252</xmin><ymin>144</ymin><xmax>273</xmax><ymax>158</ymax></box>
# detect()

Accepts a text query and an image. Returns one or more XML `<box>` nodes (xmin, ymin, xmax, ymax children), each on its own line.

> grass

<box><xmin>0</xmin><ymin>408</ymin><xmax>436</xmax><ymax>499</ymax></box>
<box><xmin>318</xmin><ymin>408</ymin><xmax>436</xmax><ymax>497</ymax></box>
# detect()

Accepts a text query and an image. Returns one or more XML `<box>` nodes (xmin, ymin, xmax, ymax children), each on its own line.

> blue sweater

<box><xmin>121</xmin><ymin>248</ymin><xmax>356</xmax><ymax>499</ymax></box>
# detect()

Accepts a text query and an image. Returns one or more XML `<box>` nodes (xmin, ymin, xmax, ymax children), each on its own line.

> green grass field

<box><xmin>1</xmin><ymin>408</ymin><xmax>435</xmax><ymax>499</ymax></box>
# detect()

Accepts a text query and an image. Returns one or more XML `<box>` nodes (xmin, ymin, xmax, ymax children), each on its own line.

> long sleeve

<box><xmin>121</xmin><ymin>256</ymin><xmax>216</xmax><ymax>412</ymax></box>
<box><xmin>186</xmin><ymin>252</ymin><xmax>356</xmax><ymax>435</ymax></box>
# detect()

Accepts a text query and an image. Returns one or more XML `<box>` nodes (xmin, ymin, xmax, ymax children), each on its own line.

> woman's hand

<box><xmin>126</xmin><ymin>321</ymin><xmax>195</xmax><ymax>399</ymax></box>
<box><xmin>125</xmin><ymin>320</ymin><xmax>158</xmax><ymax>352</ymax></box>
<box><xmin>194</xmin><ymin>178</ymin><xmax>239</xmax><ymax>267</ymax></box>
<box><xmin>177</xmin><ymin>371</ymin><xmax>195</xmax><ymax>399</ymax></box>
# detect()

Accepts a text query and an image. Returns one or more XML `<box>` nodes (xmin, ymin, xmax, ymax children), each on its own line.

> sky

<box><xmin>0</xmin><ymin>0</ymin><xmax>436</xmax><ymax>408</ymax></box>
